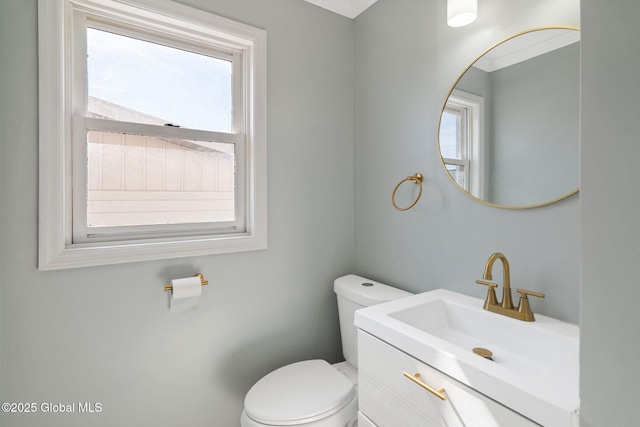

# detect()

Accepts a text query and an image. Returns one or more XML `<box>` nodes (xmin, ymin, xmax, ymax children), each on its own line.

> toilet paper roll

<box><xmin>170</xmin><ymin>276</ymin><xmax>202</xmax><ymax>300</ymax></box>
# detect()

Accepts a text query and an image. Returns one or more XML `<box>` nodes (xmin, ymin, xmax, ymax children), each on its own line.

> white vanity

<box><xmin>354</xmin><ymin>289</ymin><xmax>579</xmax><ymax>427</ymax></box>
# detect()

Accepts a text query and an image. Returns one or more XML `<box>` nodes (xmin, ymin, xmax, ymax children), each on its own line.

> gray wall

<box><xmin>580</xmin><ymin>0</ymin><xmax>640</xmax><ymax>425</ymax></box>
<box><xmin>3</xmin><ymin>0</ymin><xmax>640</xmax><ymax>426</ymax></box>
<box><xmin>354</xmin><ymin>0</ymin><xmax>581</xmax><ymax>324</ymax></box>
<box><xmin>0</xmin><ymin>1</ymin><xmax>354</xmax><ymax>426</ymax></box>
<box><xmin>490</xmin><ymin>42</ymin><xmax>580</xmax><ymax>205</ymax></box>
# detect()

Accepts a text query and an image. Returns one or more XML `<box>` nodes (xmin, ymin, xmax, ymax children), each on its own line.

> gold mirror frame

<box><xmin>438</xmin><ymin>26</ymin><xmax>580</xmax><ymax>209</ymax></box>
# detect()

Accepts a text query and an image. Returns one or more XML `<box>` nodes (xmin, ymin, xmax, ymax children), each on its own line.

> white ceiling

<box><xmin>303</xmin><ymin>0</ymin><xmax>379</xmax><ymax>19</ymax></box>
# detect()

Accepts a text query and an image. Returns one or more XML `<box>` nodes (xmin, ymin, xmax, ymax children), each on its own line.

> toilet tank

<box><xmin>334</xmin><ymin>274</ymin><xmax>412</xmax><ymax>368</ymax></box>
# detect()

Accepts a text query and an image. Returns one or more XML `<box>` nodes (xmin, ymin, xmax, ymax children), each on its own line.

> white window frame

<box><xmin>38</xmin><ymin>0</ymin><xmax>267</xmax><ymax>270</ymax></box>
<box><xmin>442</xmin><ymin>89</ymin><xmax>485</xmax><ymax>199</ymax></box>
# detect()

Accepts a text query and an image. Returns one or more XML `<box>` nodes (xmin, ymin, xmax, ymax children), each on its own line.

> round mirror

<box><xmin>438</xmin><ymin>27</ymin><xmax>580</xmax><ymax>209</ymax></box>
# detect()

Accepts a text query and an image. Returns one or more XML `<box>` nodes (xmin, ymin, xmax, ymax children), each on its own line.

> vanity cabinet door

<box><xmin>358</xmin><ymin>331</ymin><xmax>540</xmax><ymax>427</ymax></box>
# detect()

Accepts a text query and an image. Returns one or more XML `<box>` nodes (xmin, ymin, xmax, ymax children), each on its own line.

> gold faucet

<box><xmin>475</xmin><ymin>252</ymin><xmax>545</xmax><ymax>322</ymax></box>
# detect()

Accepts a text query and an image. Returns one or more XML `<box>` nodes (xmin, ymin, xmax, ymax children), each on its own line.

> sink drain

<box><xmin>473</xmin><ymin>347</ymin><xmax>493</xmax><ymax>361</ymax></box>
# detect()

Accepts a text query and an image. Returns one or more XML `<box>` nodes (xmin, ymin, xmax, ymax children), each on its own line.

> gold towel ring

<box><xmin>392</xmin><ymin>173</ymin><xmax>424</xmax><ymax>211</ymax></box>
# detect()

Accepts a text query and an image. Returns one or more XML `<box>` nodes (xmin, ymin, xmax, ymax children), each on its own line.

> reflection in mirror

<box><xmin>439</xmin><ymin>27</ymin><xmax>580</xmax><ymax>208</ymax></box>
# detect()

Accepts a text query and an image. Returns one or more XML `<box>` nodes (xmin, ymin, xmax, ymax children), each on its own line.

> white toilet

<box><xmin>240</xmin><ymin>274</ymin><xmax>412</xmax><ymax>427</ymax></box>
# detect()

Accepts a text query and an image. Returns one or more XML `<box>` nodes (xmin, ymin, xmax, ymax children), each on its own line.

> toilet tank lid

<box><xmin>334</xmin><ymin>274</ymin><xmax>413</xmax><ymax>307</ymax></box>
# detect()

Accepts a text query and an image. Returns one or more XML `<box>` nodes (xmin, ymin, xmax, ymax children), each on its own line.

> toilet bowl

<box><xmin>240</xmin><ymin>275</ymin><xmax>412</xmax><ymax>427</ymax></box>
<box><xmin>240</xmin><ymin>360</ymin><xmax>358</xmax><ymax>427</ymax></box>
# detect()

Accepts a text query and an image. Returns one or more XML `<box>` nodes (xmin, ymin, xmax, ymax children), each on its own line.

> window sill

<box><xmin>39</xmin><ymin>230</ymin><xmax>267</xmax><ymax>271</ymax></box>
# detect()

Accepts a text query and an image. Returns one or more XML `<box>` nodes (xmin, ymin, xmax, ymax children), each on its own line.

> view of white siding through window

<box><xmin>86</xmin><ymin>28</ymin><xmax>235</xmax><ymax>228</ymax></box>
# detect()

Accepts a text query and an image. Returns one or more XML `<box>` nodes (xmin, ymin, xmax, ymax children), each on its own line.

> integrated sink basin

<box><xmin>355</xmin><ymin>289</ymin><xmax>579</xmax><ymax>427</ymax></box>
<box><xmin>390</xmin><ymin>293</ymin><xmax>576</xmax><ymax>377</ymax></box>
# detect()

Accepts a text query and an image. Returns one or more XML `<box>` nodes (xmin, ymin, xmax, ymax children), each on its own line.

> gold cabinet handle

<box><xmin>403</xmin><ymin>372</ymin><xmax>447</xmax><ymax>401</ymax></box>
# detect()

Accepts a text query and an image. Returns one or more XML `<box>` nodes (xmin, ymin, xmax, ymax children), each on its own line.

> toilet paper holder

<box><xmin>164</xmin><ymin>273</ymin><xmax>209</xmax><ymax>292</ymax></box>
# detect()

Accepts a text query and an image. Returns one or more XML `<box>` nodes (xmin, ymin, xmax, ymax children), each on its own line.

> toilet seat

<box><xmin>244</xmin><ymin>359</ymin><xmax>355</xmax><ymax>426</ymax></box>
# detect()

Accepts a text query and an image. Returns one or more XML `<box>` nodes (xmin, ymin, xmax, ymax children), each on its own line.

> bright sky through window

<box><xmin>87</xmin><ymin>28</ymin><xmax>233</xmax><ymax>132</ymax></box>
<box><xmin>440</xmin><ymin>111</ymin><xmax>460</xmax><ymax>159</ymax></box>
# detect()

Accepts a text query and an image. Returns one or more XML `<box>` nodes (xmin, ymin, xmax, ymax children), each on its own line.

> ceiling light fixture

<box><xmin>447</xmin><ymin>0</ymin><xmax>477</xmax><ymax>27</ymax></box>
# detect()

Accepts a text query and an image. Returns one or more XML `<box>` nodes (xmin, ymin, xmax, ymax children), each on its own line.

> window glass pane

<box><xmin>87</xmin><ymin>28</ymin><xmax>232</xmax><ymax>132</ymax></box>
<box><xmin>87</xmin><ymin>131</ymin><xmax>235</xmax><ymax>227</ymax></box>
<box><xmin>446</xmin><ymin>164</ymin><xmax>466</xmax><ymax>189</ymax></box>
<box><xmin>440</xmin><ymin>111</ymin><xmax>462</xmax><ymax>159</ymax></box>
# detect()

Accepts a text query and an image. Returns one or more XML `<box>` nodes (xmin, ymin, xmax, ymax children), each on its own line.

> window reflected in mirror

<box><xmin>438</xmin><ymin>27</ymin><xmax>579</xmax><ymax>209</ymax></box>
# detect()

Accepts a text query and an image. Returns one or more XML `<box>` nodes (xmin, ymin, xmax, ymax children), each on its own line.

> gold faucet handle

<box><xmin>476</xmin><ymin>279</ymin><xmax>497</xmax><ymax>288</ymax></box>
<box><xmin>476</xmin><ymin>280</ymin><xmax>498</xmax><ymax>309</ymax></box>
<box><xmin>515</xmin><ymin>289</ymin><xmax>545</xmax><ymax>321</ymax></box>
<box><xmin>516</xmin><ymin>289</ymin><xmax>545</xmax><ymax>299</ymax></box>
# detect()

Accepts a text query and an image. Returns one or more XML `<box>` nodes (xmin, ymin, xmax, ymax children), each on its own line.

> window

<box><xmin>439</xmin><ymin>90</ymin><xmax>484</xmax><ymax>198</ymax></box>
<box><xmin>38</xmin><ymin>0</ymin><xmax>267</xmax><ymax>270</ymax></box>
